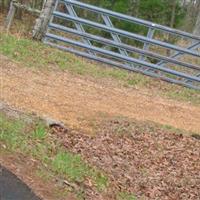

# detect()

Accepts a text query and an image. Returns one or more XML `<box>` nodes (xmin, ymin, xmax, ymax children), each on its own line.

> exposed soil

<box><xmin>1</xmin><ymin>54</ymin><xmax>200</xmax><ymax>133</ymax></box>
<box><xmin>52</xmin><ymin>118</ymin><xmax>200</xmax><ymax>200</ymax></box>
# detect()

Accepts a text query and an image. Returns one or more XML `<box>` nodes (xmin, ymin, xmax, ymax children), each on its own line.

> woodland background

<box><xmin>0</xmin><ymin>0</ymin><xmax>200</xmax><ymax>35</ymax></box>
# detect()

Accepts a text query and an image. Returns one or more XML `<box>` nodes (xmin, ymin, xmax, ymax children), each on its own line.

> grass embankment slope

<box><xmin>0</xmin><ymin>32</ymin><xmax>200</xmax><ymax>105</ymax></box>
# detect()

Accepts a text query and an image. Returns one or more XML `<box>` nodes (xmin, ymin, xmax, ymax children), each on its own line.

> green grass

<box><xmin>0</xmin><ymin>113</ymin><xmax>108</xmax><ymax>198</ymax></box>
<box><xmin>0</xmin><ymin>32</ymin><xmax>200</xmax><ymax>105</ymax></box>
<box><xmin>32</xmin><ymin>123</ymin><xmax>47</xmax><ymax>140</ymax></box>
<box><xmin>52</xmin><ymin>151</ymin><xmax>108</xmax><ymax>191</ymax></box>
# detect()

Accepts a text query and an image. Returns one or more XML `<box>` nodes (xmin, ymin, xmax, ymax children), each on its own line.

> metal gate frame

<box><xmin>44</xmin><ymin>0</ymin><xmax>200</xmax><ymax>90</ymax></box>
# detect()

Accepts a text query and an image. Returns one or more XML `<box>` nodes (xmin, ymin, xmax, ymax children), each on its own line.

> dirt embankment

<box><xmin>1</xmin><ymin>54</ymin><xmax>200</xmax><ymax>133</ymax></box>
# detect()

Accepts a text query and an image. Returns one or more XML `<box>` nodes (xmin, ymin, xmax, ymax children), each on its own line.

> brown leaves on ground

<box><xmin>52</xmin><ymin>119</ymin><xmax>200</xmax><ymax>200</ymax></box>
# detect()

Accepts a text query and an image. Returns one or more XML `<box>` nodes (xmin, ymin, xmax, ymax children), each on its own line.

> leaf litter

<box><xmin>51</xmin><ymin>118</ymin><xmax>200</xmax><ymax>200</ymax></box>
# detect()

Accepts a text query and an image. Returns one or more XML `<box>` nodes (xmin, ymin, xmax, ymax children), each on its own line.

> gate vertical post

<box><xmin>33</xmin><ymin>0</ymin><xmax>55</xmax><ymax>40</ymax></box>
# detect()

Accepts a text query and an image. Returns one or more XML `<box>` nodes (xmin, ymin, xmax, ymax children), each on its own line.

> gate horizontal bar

<box><xmin>49</xmin><ymin>23</ymin><xmax>200</xmax><ymax>71</ymax></box>
<box><xmin>157</xmin><ymin>41</ymin><xmax>200</xmax><ymax>67</ymax></box>
<box><xmin>62</xmin><ymin>0</ymin><xmax>200</xmax><ymax>41</ymax></box>
<box><xmin>52</xmin><ymin>11</ymin><xmax>200</xmax><ymax>57</ymax></box>
<box><xmin>45</xmin><ymin>33</ymin><xmax>200</xmax><ymax>83</ymax></box>
<box><xmin>44</xmin><ymin>40</ymin><xmax>200</xmax><ymax>91</ymax></box>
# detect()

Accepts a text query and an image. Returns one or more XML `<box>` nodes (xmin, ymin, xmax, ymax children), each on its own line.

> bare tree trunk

<box><xmin>4</xmin><ymin>0</ymin><xmax>17</xmax><ymax>32</ymax></box>
<box><xmin>193</xmin><ymin>7</ymin><xmax>200</xmax><ymax>35</ymax></box>
<box><xmin>1</xmin><ymin>0</ymin><xmax>5</xmax><ymax>12</ymax></box>
<box><xmin>15</xmin><ymin>0</ymin><xmax>23</xmax><ymax>19</ymax></box>
<box><xmin>184</xmin><ymin>0</ymin><xmax>196</xmax><ymax>32</ymax></box>
<box><xmin>33</xmin><ymin>0</ymin><xmax>55</xmax><ymax>40</ymax></box>
<box><xmin>166</xmin><ymin>0</ymin><xmax>177</xmax><ymax>56</ymax></box>
<box><xmin>170</xmin><ymin>1</ymin><xmax>177</xmax><ymax>28</ymax></box>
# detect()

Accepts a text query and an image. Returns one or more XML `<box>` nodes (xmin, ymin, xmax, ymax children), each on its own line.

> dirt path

<box><xmin>1</xmin><ymin>54</ymin><xmax>200</xmax><ymax>133</ymax></box>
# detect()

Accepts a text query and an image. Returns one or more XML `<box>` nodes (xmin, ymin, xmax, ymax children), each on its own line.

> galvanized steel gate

<box><xmin>43</xmin><ymin>0</ymin><xmax>200</xmax><ymax>90</ymax></box>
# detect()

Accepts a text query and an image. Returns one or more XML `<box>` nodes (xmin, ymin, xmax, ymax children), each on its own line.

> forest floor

<box><xmin>1</xmin><ymin>14</ymin><xmax>200</xmax><ymax>200</ymax></box>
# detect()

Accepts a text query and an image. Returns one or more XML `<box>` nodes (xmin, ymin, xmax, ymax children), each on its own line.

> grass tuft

<box><xmin>32</xmin><ymin>123</ymin><xmax>47</xmax><ymax>140</ymax></box>
<box><xmin>52</xmin><ymin>151</ymin><xmax>91</xmax><ymax>182</ymax></box>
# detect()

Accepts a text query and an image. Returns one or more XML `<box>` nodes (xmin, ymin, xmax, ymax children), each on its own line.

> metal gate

<box><xmin>43</xmin><ymin>0</ymin><xmax>200</xmax><ymax>90</ymax></box>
